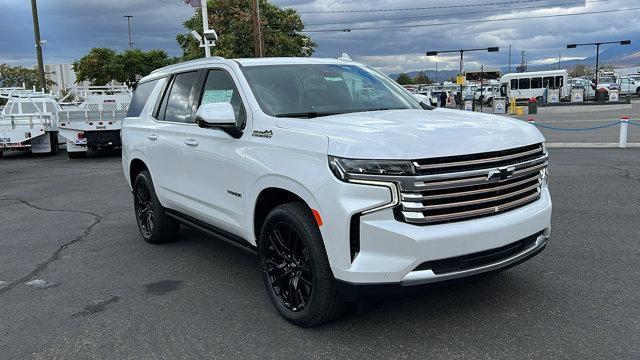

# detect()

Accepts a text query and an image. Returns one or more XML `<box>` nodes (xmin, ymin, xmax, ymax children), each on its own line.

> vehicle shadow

<box><xmin>171</xmin><ymin>225</ymin><xmax>549</xmax><ymax>335</ymax></box>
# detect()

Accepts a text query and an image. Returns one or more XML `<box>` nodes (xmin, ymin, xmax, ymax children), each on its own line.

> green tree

<box><xmin>73</xmin><ymin>48</ymin><xmax>175</xmax><ymax>86</ymax></box>
<box><xmin>396</xmin><ymin>73</ymin><xmax>415</xmax><ymax>85</ymax></box>
<box><xmin>117</xmin><ymin>49</ymin><xmax>176</xmax><ymax>85</ymax></box>
<box><xmin>413</xmin><ymin>71</ymin><xmax>431</xmax><ymax>84</ymax></box>
<box><xmin>568</xmin><ymin>64</ymin><xmax>595</xmax><ymax>78</ymax></box>
<box><xmin>0</xmin><ymin>63</ymin><xmax>54</xmax><ymax>89</ymax></box>
<box><xmin>176</xmin><ymin>0</ymin><xmax>315</xmax><ymax>60</ymax></box>
<box><xmin>73</xmin><ymin>48</ymin><xmax>122</xmax><ymax>85</ymax></box>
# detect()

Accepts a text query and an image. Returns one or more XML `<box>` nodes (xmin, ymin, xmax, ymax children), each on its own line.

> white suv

<box><xmin>122</xmin><ymin>57</ymin><xmax>552</xmax><ymax>326</ymax></box>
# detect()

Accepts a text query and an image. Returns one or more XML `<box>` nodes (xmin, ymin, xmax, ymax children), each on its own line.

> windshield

<box><xmin>241</xmin><ymin>63</ymin><xmax>422</xmax><ymax>118</ymax></box>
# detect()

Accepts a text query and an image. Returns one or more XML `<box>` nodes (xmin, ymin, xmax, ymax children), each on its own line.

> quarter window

<box><xmin>158</xmin><ymin>71</ymin><xmax>198</xmax><ymax>123</ymax></box>
<box><xmin>127</xmin><ymin>79</ymin><xmax>159</xmax><ymax>118</ymax></box>
<box><xmin>199</xmin><ymin>69</ymin><xmax>246</xmax><ymax>128</ymax></box>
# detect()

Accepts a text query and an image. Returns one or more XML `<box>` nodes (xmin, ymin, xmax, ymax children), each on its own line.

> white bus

<box><xmin>500</xmin><ymin>70</ymin><xmax>569</xmax><ymax>102</ymax></box>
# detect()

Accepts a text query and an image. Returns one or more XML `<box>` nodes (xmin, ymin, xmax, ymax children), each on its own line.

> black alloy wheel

<box><xmin>259</xmin><ymin>202</ymin><xmax>344</xmax><ymax>327</ymax></box>
<box><xmin>132</xmin><ymin>170</ymin><xmax>179</xmax><ymax>244</ymax></box>
<box><xmin>264</xmin><ymin>222</ymin><xmax>313</xmax><ymax>312</ymax></box>
<box><xmin>135</xmin><ymin>180</ymin><xmax>155</xmax><ymax>238</ymax></box>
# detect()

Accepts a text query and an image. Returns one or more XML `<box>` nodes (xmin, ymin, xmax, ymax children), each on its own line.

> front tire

<box><xmin>133</xmin><ymin>170</ymin><xmax>179</xmax><ymax>244</ymax></box>
<box><xmin>259</xmin><ymin>202</ymin><xmax>344</xmax><ymax>327</ymax></box>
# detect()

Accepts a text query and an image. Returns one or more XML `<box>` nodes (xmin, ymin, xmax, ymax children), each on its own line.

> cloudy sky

<box><xmin>0</xmin><ymin>0</ymin><xmax>639</xmax><ymax>73</ymax></box>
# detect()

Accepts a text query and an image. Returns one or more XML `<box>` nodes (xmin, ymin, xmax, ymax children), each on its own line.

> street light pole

<box><xmin>567</xmin><ymin>40</ymin><xmax>631</xmax><ymax>92</ymax></box>
<box><xmin>201</xmin><ymin>1</ymin><xmax>211</xmax><ymax>58</ymax></box>
<box><xmin>594</xmin><ymin>43</ymin><xmax>600</xmax><ymax>87</ymax></box>
<box><xmin>124</xmin><ymin>15</ymin><xmax>133</xmax><ymax>50</ymax></box>
<box><xmin>30</xmin><ymin>0</ymin><xmax>46</xmax><ymax>91</ymax></box>
<box><xmin>459</xmin><ymin>50</ymin><xmax>464</xmax><ymax>110</ymax></box>
<box><xmin>426</xmin><ymin>47</ymin><xmax>499</xmax><ymax>110</ymax></box>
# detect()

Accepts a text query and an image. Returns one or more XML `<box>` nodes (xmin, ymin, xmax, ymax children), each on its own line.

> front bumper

<box><xmin>335</xmin><ymin>232</ymin><xmax>547</xmax><ymax>301</ymax></box>
<box><xmin>314</xmin><ymin>177</ymin><xmax>552</xmax><ymax>288</ymax></box>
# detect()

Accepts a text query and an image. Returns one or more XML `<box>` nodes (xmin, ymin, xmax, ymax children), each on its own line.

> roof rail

<box><xmin>337</xmin><ymin>53</ymin><xmax>352</xmax><ymax>62</ymax></box>
<box><xmin>149</xmin><ymin>57</ymin><xmax>226</xmax><ymax>74</ymax></box>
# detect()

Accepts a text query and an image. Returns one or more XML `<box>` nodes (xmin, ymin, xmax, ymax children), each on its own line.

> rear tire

<box><xmin>67</xmin><ymin>151</ymin><xmax>86</xmax><ymax>159</ymax></box>
<box><xmin>259</xmin><ymin>202</ymin><xmax>344</xmax><ymax>327</ymax></box>
<box><xmin>133</xmin><ymin>170</ymin><xmax>179</xmax><ymax>244</ymax></box>
<box><xmin>49</xmin><ymin>133</ymin><xmax>59</xmax><ymax>155</ymax></box>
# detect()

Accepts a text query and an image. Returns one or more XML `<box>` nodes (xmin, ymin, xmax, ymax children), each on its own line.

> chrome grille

<box><xmin>399</xmin><ymin>143</ymin><xmax>547</xmax><ymax>225</ymax></box>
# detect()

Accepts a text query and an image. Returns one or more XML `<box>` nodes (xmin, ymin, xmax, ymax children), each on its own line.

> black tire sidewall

<box><xmin>133</xmin><ymin>171</ymin><xmax>163</xmax><ymax>242</ymax></box>
<box><xmin>258</xmin><ymin>205</ymin><xmax>329</xmax><ymax>326</ymax></box>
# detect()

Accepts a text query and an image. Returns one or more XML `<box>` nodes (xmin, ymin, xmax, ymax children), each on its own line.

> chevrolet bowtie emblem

<box><xmin>487</xmin><ymin>166</ymin><xmax>516</xmax><ymax>181</ymax></box>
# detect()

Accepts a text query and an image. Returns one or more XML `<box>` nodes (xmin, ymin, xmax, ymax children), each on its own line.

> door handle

<box><xmin>147</xmin><ymin>134</ymin><xmax>158</xmax><ymax>141</ymax></box>
<box><xmin>184</xmin><ymin>138</ymin><xmax>198</xmax><ymax>147</ymax></box>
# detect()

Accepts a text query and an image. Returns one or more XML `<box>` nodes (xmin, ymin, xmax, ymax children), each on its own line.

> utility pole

<box><xmin>508</xmin><ymin>44</ymin><xmax>512</xmax><ymax>73</ymax></box>
<box><xmin>30</xmin><ymin>0</ymin><xmax>46</xmax><ymax>91</ymax></box>
<box><xmin>252</xmin><ymin>0</ymin><xmax>264</xmax><ymax>57</ymax></box>
<box><xmin>435</xmin><ymin>62</ymin><xmax>438</xmax><ymax>84</ymax></box>
<box><xmin>124</xmin><ymin>15</ymin><xmax>134</xmax><ymax>50</ymax></box>
<box><xmin>558</xmin><ymin>52</ymin><xmax>561</xmax><ymax>70</ymax></box>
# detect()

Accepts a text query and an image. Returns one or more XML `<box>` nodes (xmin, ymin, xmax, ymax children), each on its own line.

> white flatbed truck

<box><xmin>58</xmin><ymin>86</ymin><xmax>131</xmax><ymax>159</ymax></box>
<box><xmin>0</xmin><ymin>87</ymin><xmax>61</xmax><ymax>157</ymax></box>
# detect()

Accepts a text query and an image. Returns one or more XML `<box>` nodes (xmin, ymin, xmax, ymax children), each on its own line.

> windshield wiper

<box><xmin>275</xmin><ymin>111</ymin><xmax>340</xmax><ymax>118</ymax></box>
<box><xmin>357</xmin><ymin>107</ymin><xmax>407</xmax><ymax>112</ymax></box>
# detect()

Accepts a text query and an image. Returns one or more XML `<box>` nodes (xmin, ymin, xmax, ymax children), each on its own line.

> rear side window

<box><xmin>127</xmin><ymin>79</ymin><xmax>159</xmax><ymax>118</ymax></box>
<box><xmin>531</xmin><ymin>77</ymin><xmax>542</xmax><ymax>89</ymax></box>
<box><xmin>158</xmin><ymin>71</ymin><xmax>198</xmax><ymax>123</ymax></box>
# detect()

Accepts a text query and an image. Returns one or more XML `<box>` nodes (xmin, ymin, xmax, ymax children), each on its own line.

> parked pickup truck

<box><xmin>121</xmin><ymin>57</ymin><xmax>552</xmax><ymax>326</ymax></box>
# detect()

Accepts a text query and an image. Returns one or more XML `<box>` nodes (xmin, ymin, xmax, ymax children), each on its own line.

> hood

<box><xmin>276</xmin><ymin>109</ymin><xmax>544</xmax><ymax>159</ymax></box>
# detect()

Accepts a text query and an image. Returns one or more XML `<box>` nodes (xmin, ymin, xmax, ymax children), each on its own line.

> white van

<box><xmin>501</xmin><ymin>70</ymin><xmax>569</xmax><ymax>102</ymax></box>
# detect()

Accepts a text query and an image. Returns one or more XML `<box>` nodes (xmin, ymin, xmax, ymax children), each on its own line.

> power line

<box><xmin>151</xmin><ymin>0</ymin><xmax>189</xmax><ymax>7</ymax></box>
<box><xmin>304</xmin><ymin>7</ymin><xmax>640</xmax><ymax>32</ymax></box>
<box><xmin>297</xmin><ymin>0</ymin><xmax>576</xmax><ymax>14</ymax></box>
<box><xmin>305</xmin><ymin>0</ymin><xmax>610</xmax><ymax>26</ymax></box>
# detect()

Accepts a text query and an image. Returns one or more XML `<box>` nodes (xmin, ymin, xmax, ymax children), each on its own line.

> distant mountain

<box><xmin>389</xmin><ymin>43</ymin><xmax>640</xmax><ymax>79</ymax></box>
<box><xmin>388</xmin><ymin>70</ymin><xmax>459</xmax><ymax>82</ymax></box>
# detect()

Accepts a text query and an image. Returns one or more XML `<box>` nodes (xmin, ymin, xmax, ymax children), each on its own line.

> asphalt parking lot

<box><xmin>1</xmin><ymin>147</ymin><xmax>639</xmax><ymax>359</ymax></box>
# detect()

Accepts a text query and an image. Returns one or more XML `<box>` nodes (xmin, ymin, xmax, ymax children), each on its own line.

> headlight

<box><xmin>328</xmin><ymin>156</ymin><xmax>415</xmax><ymax>181</ymax></box>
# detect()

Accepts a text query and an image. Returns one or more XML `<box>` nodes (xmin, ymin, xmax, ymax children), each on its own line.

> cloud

<box><xmin>1</xmin><ymin>0</ymin><xmax>638</xmax><ymax>73</ymax></box>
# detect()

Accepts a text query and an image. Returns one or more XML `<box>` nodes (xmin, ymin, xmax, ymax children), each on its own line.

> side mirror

<box><xmin>195</xmin><ymin>102</ymin><xmax>242</xmax><ymax>138</ymax></box>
